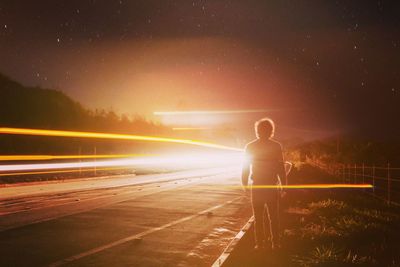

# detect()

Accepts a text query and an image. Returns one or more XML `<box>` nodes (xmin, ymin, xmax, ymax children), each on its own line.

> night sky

<box><xmin>0</xmin><ymin>1</ymin><xmax>399</xmax><ymax>140</ymax></box>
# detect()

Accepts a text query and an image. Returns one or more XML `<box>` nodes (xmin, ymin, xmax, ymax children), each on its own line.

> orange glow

<box><xmin>0</xmin><ymin>127</ymin><xmax>242</xmax><ymax>152</ymax></box>
<box><xmin>172</xmin><ymin>127</ymin><xmax>210</xmax><ymax>131</ymax></box>
<box><xmin>237</xmin><ymin>184</ymin><xmax>373</xmax><ymax>189</ymax></box>
<box><xmin>0</xmin><ymin>154</ymin><xmax>151</xmax><ymax>161</ymax></box>
<box><xmin>154</xmin><ymin>109</ymin><xmax>273</xmax><ymax>115</ymax></box>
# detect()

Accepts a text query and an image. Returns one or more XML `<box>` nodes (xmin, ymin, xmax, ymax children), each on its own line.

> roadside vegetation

<box><xmin>227</xmin><ymin>165</ymin><xmax>400</xmax><ymax>266</ymax></box>
<box><xmin>284</xmin><ymin>165</ymin><xmax>400</xmax><ymax>266</ymax></box>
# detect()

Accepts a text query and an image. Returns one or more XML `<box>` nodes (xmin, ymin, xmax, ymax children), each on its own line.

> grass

<box><xmin>281</xmin><ymin>165</ymin><xmax>400</xmax><ymax>266</ymax></box>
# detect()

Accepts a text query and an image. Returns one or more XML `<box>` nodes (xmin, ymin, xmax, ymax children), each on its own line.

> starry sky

<box><xmin>0</xmin><ymin>0</ymin><xmax>399</xmax><ymax>140</ymax></box>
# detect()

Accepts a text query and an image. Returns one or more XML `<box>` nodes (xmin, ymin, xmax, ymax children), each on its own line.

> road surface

<box><xmin>0</xmin><ymin>167</ymin><xmax>252</xmax><ymax>267</ymax></box>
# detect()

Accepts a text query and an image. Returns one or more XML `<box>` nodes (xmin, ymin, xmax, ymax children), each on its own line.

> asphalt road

<box><xmin>0</xmin><ymin>167</ymin><xmax>252</xmax><ymax>267</ymax></box>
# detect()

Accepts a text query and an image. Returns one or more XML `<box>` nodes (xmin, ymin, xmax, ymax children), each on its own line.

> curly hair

<box><xmin>255</xmin><ymin>118</ymin><xmax>275</xmax><ymax>139</ymax></box>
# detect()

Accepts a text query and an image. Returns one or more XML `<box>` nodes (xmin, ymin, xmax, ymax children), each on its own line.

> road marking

<box><xmin>0</xmin><ymin>171</ymin><xmax>231</xmax><ymax>217</ymax></box>
<box><xmin>48</xmin><ymin>196</ymin><xmax>242</xmax><ymax>267</ymax></box>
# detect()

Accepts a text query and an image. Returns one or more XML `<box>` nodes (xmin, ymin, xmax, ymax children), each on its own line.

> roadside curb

<box><xmin>212</xmin><ymin>216</ymin><xmax>254</xmax><ymax>267</ymax></box>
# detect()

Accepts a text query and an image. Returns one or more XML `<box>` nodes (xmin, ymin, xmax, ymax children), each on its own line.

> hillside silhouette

<box><xmin>0</xmin><ymin>73</ymin><xmax>164</xmax><ymax>134</ymax></box>
<box><xmin>0</xmin><ymin>73</ymin><xmax>170</xmax><ymax>155</ymax></box>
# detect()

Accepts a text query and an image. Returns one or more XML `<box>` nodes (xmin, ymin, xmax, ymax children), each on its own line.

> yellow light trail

<box><xmin>235</xmin><ymin>184</ymin><xmax>373</xmax><ymax>189</ymax></box>
<box><xmin>0</xmin><ymin>167</ymin><xmax>133</xmax><ymax>177</ymax></box>
<box><xmin>0</xmin><ymin>154</ymin><xmax>151</xmax><ymax>161</ymax></box>
<box><xmin>0</xmin><ymin>127</ymin><xmax>242</xmax><ymax>152</ymax></box>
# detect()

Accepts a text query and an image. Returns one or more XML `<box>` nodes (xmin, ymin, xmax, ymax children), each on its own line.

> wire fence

<box><xmin>306</xmin><ymin>157</ymin><xmax>400</xmax><ymax>206</ymax></box>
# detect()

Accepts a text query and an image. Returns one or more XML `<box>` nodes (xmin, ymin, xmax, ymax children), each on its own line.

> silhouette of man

<box><xmin>242</xmin><ymin>118</ymin><xmax>287</xmax><ymax>250</ymax></box>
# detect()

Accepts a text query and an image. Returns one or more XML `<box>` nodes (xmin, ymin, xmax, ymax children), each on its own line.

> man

<box><xmin>242</xmin><ymin>118</ymin><xmax>287</xmax><ymax>250</ymax></box>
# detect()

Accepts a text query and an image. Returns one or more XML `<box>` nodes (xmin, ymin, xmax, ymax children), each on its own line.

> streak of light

<box><xmin>0</xmin><ymin>127</ymin><xmax>242</xmax><ymax>152</ymax></box>
<box><xmin>0</xmin><ymin>154</ymin><xmax>151</xmax><ymax>161</ymax></box>
<box><xmin>154</xmin><ymin>109</ymin><xmax>276</xmax><ymax>115</ymax></box>
<box><xmin>0</xmin><ymin>152</ymin><xmax>243</xmax><ymax>172</ymax></box>
<box><xmin>172</xmin><ymin>127</ymin><xmax>210</xmax><ymax>131</ymax></box>
<box><xmin>0</xmin><ymin>167</ymin><xmax>132</xmax><ymax>177</ymax></box>
<box><xmin>234</xmin><ymin>184</ymin><xmax>373</xmax><ymax>189</ymax></box>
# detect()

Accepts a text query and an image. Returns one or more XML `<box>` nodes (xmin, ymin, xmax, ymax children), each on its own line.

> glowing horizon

<box><xmin>172</xmin><ymin>127</ymin><xmax>210</xmax><ymax>131</ymax></box>
<box><xmin>154</xmin><ymin>109</ymin><xmax>277</xmax><ymax>115</ymax></box>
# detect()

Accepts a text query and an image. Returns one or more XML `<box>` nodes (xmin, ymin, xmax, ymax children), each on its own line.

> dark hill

<box><xmin>0</xmin><ymin>73</ymin><xmax>89</xmax><ymax>129</ymax></box>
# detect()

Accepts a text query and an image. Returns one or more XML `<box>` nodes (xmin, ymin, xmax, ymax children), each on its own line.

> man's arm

<box><xmin>241</xmin><ymin>146</ymin><xmax>250</xmax><ymax>188</ymax></box>
<box><xmin>242</xmin><ymin>160</ymin><xmax>250</xmax><ymax>188</ymax></box>
<box><xmin>277</xmin><ymin>144</ymin><xmax>287</xmax><ymax>185</ymax></box>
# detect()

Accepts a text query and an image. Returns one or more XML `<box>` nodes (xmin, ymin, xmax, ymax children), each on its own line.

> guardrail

<box><xmin>306</xmin><ymin>157</ymin><xmax>400</xmax><ymax>206</ymax></box>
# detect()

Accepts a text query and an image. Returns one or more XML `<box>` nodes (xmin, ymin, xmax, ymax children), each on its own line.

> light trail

<box><xmin>0</xmin><ymin>167</ymin><xmax>133</xmax><ymax>177</ymax></box>
<box><xmin>0</xmin><ymin>152</ymin><xmax>243</xmax><ymax>172</ymax></box>
<box><xmin>154</xmin><ymin>109</ymin><xmax>275</xmax><ymax>115</ymax></box>
<box><xmin>235</xmin><ymin>184</ymin><xmax>373</xmax><ymax>189</ymax></box>
<box><xmin>0</xmin><ymin>154</ymin><xmax>151</xmax><ymax>161</ymax></box>
<box><xmin>0</xmin><ymin>158</ymin><xmax>152</xmax><ymax>172</ymax></box>
<box><xmin>0</xmin><ymin>127</ymin><xmax>242</xmax><ymax>152</ymax></box>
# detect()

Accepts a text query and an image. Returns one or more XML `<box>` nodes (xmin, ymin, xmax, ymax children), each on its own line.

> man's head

<box><xmin>255</xmin><ymin>118</ymin><xmax>275</xmax><ymax>139</ymax></box>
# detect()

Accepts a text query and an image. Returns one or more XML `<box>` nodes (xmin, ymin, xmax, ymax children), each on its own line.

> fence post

<box><xmin>372</xmin><ymin>165</ymin><xmax>375</xmax><ymax>195</ymax></box>
<box><xmin>387</xmin><ymin>163</ymin><xmax>391</xmax><ymax>206</ymax></box>
<box><xmin>362</xmin><ymin>163</ymin><xmax>365</xmax><ymax>184</ymax></box>
<box><xmin>354</xmin><ymin>163</ymin><xmax>357</xmax><ymax>184</ymax></box>
<box><xmin>342</xmin><ymin>164</ymin><xmax>345</xmax><ymax>183</ymax></box>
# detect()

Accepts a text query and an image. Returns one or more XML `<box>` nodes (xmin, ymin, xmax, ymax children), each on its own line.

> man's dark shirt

<box><xmin>243</xmin><ymin>138</ymin><xmax>285</xmax><ymax>186</ymax></box>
